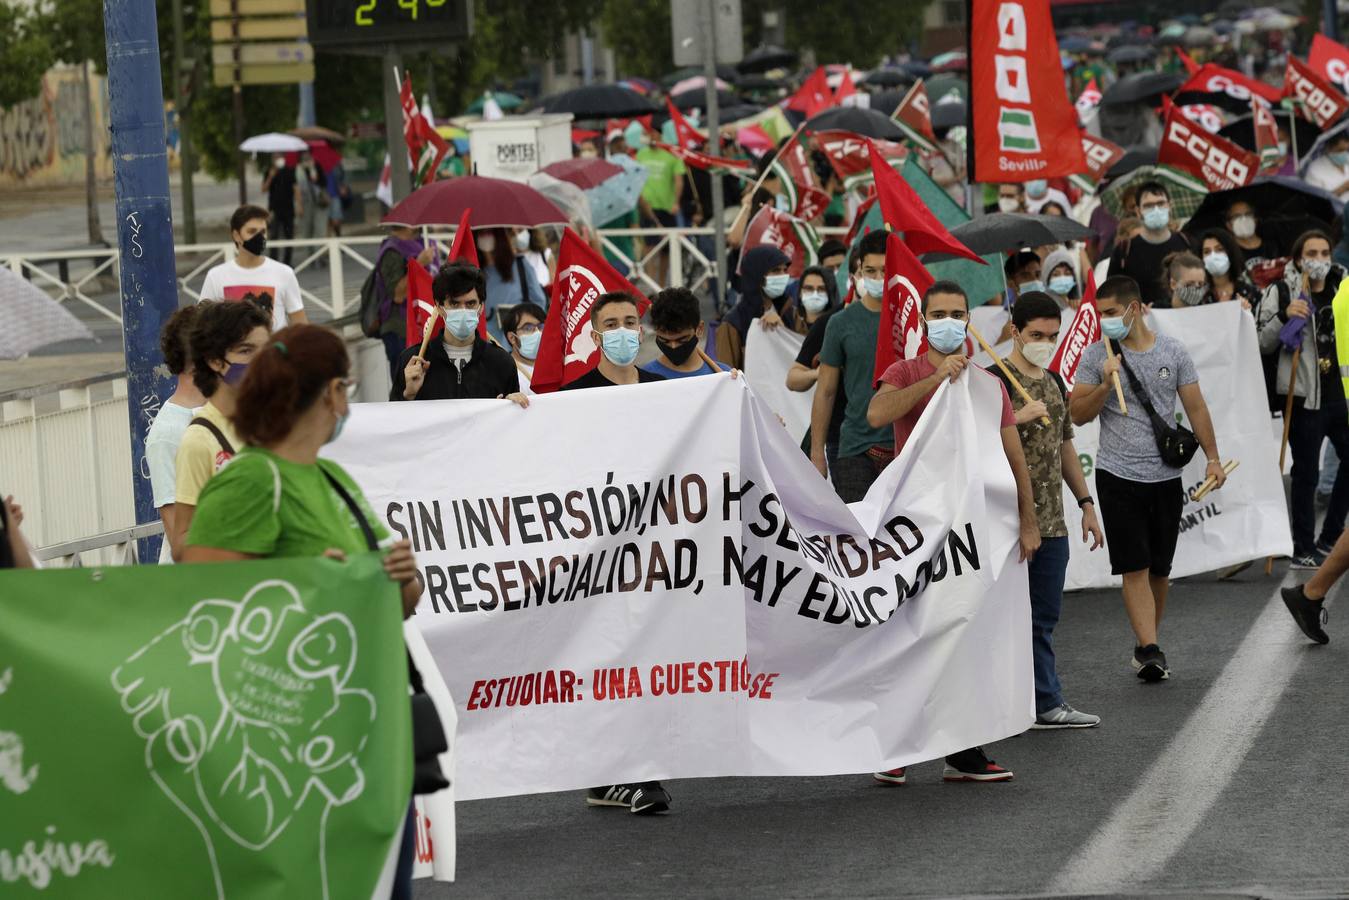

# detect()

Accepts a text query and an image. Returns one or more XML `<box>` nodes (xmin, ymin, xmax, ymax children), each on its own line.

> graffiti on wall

<box><xmin>0</xmin><ymin>67</ymin><xmax>113</xmax><ymax>188</ymax></box>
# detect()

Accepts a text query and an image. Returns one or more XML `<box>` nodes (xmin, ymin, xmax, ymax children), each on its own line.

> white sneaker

<box><xmin>1030</xmin><ymin>703</ymin><xmax>1101</xmax><ymax>729</ymax></box>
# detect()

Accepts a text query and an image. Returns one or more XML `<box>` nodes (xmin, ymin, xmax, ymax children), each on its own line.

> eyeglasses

<box><xmin>515</xmin><ymin>323</ymin><xmax>541</xmax><ymax>336</ymax></box>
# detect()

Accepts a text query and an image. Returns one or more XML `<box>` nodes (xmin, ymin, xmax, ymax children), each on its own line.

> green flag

<box><xmin>899</xmin><ymin>158</ymin><xmax>1006</xmax><ymax>307</ymax></box>
<box><xmin>0</xmin><ymin>554</ymin><xmax>412</xmax><ymax>898</ymax></box>
<box><xmin>845</xmin><ymin>160</ymin><xmax>1005</xmax><ymax>308</ymax></box>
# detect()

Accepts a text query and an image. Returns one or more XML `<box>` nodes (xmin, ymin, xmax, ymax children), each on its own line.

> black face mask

<box><xmin>656</xmin><ymin>335</ymin><xmax>698</xmax><ymax>366</ymax></box>
<box><xmin>241</xmin><ymin>232</ymin><xmax>267</xmax><ymax>256</ymax></box>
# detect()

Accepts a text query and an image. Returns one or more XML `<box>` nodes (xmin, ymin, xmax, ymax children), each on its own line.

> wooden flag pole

<box><xmin>1279</xmin><ymin>347</ymin><xmax>1300</xmax><ymax>470</ymax></box>
<box><xmin>416</xmin><ymin>307</ymin><xmax>441</xmax><ymax>360</ymax></box>
<box><xmin>1192</xmin><ymin>459</ymin><xmax>1239</xmax><ymax>503</ymax></box>
<box><xmin>1103</xmin><ymin>338</ymin><xmax>1129</xmax><ymax>414</ymax></box>
<box><xmin>697</xmin><ymin>346</ymin><xmax>724</xmax><ymax>372</ymax></box>
<box><xmin>966</xmin><ymin>323</ymin><xmax>1051</xmax><ymax>426</ymax></box>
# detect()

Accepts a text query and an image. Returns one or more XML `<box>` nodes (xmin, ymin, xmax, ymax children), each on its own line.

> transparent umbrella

<box><xmin>585</xmin><ymin>154</ymin><xmax>648</xmax><ymax>226</ymax></box>
<box><xmin>0</xmin><ymin>267</ymin><xmax>96</xmax><ymax>359</ymax></box>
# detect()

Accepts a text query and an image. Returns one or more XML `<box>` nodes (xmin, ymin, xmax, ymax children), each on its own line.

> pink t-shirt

<box><xmin>879</xmin><ymin>355</ymin><xmax>1015</xmax><ymax>454</ymax></box>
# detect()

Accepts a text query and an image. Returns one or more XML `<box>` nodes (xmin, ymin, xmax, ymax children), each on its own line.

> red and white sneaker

<box><xmin>872</xmin><ymin>767</ymin><xmax>907</xmax><ymax>786</ymax></box>
<box><xmin>942</xmin><ymin>747</ymin><xmax>1013</xmax><ymax>782</ymax></box>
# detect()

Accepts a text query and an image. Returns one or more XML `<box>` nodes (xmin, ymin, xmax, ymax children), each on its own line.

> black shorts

<box><xmin>1096</xmin><ymin>469</ymin><xmax>1184</xmax><ymax>577</ymax></box>
<box><xmin>651</xmin><ymin>209</ymin><xmax>678</xmax><ymax>228</ymax></box>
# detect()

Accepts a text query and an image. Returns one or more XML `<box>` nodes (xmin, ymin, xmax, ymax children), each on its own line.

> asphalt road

<box><xmin>414</xmin><ymin>563</ymin><xmax>1349</xmax><ymax>900</ymax></box>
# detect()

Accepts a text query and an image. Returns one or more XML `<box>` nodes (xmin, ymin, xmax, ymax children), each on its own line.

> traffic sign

<box><xmin>672</xmin><ymin>0</ymin><xmax>743</xmax><ymax>67</ymax></box>
<box><xmin>212</xmin><ymin>62</ymin><xmax>315</xmax><ymax>87</ymax></box>
<box><xmin>306</xmin><ymin>0</ymin><xmax>473</xmax><ymax>49</ymax></box>
<box><xmin>209</xmin><ymin>0</ymin><xmax>304</xmax><ymax>14</ymax></box>
<box><xmin>209</xmin><ymin>17</ymin><xmax>307</xmax><ymax>41</ymax></box>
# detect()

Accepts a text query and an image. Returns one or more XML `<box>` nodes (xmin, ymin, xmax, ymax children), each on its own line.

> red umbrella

<box><xmin>382</xmin><ymin>175</ymin><xmax>569</xmax><ymax>228</ymax></box>
<box><xmin>540</xmin><ymin>157</ymin><xmax>624</xmax><ymax>190</ymax></box>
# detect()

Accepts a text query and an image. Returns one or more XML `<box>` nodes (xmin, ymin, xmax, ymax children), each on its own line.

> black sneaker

<box><xmin>942</xmin><ymin>746</ymin><xmax>1013</xmax><ymax>782</ymax></box>
<box><xmin>1131</xmin><ymin>644</ymin><xmax>1170</xmax><ymax>682</ymax></box>
<box><xmin>1290</xmin><ymin>552</ymin><xmax>1326</xmax><ymax>571</ymax></box>
<box><xmin>1281</xmin><ymin>585</ymin><xmax>1330</xmax><ymax>645</ymax></box>
<box><xmin>585</xmin><ymin>782</ymin><xmax>672</xmax><ymax>815</ymax></box>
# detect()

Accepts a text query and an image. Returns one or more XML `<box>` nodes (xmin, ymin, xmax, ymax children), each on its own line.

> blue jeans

<box><xmin>1028</xmin><ymin>535</ymin><xmax>1070</xmax><ymax>715</ymax></box>
<box><xmin>1320</xmin><ymin>443</ymin><xmax>1340</xmax><ymax>496</ymax></box>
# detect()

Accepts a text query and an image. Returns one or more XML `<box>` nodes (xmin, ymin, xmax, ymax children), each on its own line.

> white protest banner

<box><xmin>329</xmin><ymin>375</ymin><xmax>1031</xmax><ymax>800</ymax></box>
<box><xmin>743</xmin><ymin>319</ymin><xmax>813</xmax><ymax>443</ymax></box>
<box><xmin>1062</xmin><ymin>303</ymin><xmax>1292</xmax><ymax>589</ymax></box>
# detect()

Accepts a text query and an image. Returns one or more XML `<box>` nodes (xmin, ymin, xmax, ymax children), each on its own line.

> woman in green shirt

<box><xmin>185</xmin><ymin>323</ymin><xmax>422</xmax><ymax>897</ymax></box>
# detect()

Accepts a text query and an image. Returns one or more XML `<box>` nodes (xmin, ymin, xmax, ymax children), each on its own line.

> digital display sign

<box><xmin>306</xmin><ymin>0</ymin><xmax>471</xmax><ymax>48</ymax></box>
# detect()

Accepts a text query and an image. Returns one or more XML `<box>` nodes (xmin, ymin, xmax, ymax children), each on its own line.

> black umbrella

<box><xmin>738</xmin><ymin>44</ymin><xmax>798</xmax><ymax>74</ymax></box>
<box><xmin>540</xmin><ymin>84</ymin><xmax>657</xmax><ymax>119</ymax></box>
<box><xmin>1107</xmin><ymin>45</ymin><xmax>1156</xmax><ymax>65</ymax></box>
<box><xmin>1059</xmin><ymin>35</ymin><xmax>1094</xmax><ymax>53</ymax></box>
<box><xmin>1101</xmin><ymin>71</ymin><xmax>1184</xmax><ymax>106</ymax></box>
<box><xmin>948</xmin><ymin>213</ymin><xmax>1096</xmax><ymax>256</ymax></box>
<box><xmin>863</xmin><ymin>68</ymin><xmax>912</xmax><ymax>88</ymax></box>
<box><xmin>670</xmin><ymin>87</ymin><xmax>741</xmax><ymax>111</ymax></box>
<box><xmin>1105</xmin><ymin>144</ymin><xmax>1158</xmax><ymax>180</ymax></box>
<box><xmin>901</xmin><ymin>60</ymin><xmax>933</xmax><ymax>79</ymax></box>
<box><xmin>734</xmin><ymin>73</ymin><xmax>782</xmax><ymax>92</ymax></box>
<box><xmin>931</xmin><ymin>99</ymin><xmax>967</xmax><ymax>131</ymax></box>
<box><xmin>1182</xmin><ymin>177</ymin><xmax>1344</xmax><ymax>242</ymax></box>
<box><xmin>805</xmin><ymin>106</ymin><xmax>907</xmax><ymax>141</ymax></box>
<box><xmin>868</xmin><ymin>91</ymin><xmax>908</xmax><ymax>116</ymax></box>
<box><xmin>1218</xmin><ymin>109</ymin><xmax>1320</xmax><ymax>155</ymax></box>
<box><xmin>719</xmin><ymin>103</ymin><xmax>764</xmax><ymax>123</ymax></box>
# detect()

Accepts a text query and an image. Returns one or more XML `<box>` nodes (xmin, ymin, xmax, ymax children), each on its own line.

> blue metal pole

<box><xmin>104</xmin><ymin>0</ymin><xmax>180</xmax><ymax>563</ymax></box>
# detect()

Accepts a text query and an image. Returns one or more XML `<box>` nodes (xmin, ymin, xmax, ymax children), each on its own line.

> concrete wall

<box><xmin>0</xmin><ymin>65</ymin><xmax>114</xmax><ymax>189</ymax></box>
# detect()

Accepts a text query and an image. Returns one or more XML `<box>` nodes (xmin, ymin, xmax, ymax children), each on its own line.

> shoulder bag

<box><xmin>1111</xmin><ymin>341</ymin><xmax>1200</xmax><ymax>469</ymax></box>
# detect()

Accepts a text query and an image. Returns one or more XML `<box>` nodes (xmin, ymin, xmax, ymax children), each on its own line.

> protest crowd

<box><xmin>10</xmin><ymin>2</ymin><xmax>1349</xmax><ymax>895</ymax></box>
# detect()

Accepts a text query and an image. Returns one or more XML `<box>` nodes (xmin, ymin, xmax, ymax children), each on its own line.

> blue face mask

<box><xmin>1025</xmin><ymin>179</ymin><xmax>1048</xmax><ymax>198</ymax></box>
<box><xmin>1142</xmin><ymin>206</ymin><xmax>1170</xmax><ymax>231</ymax></box>
<box><xmin>1101</xmin><ymin>312</ymin><xmax>1133</xmax><ymax>340</ymax></box>
<box><xmin>220</xmin><ymin>361</ymin><xmax>249</xmax><ymax>387</ymax></box>
<box><xmin>926</xmin><ymin>317</ymin><xmax>967</xmax><ymax>354</ymax></box>
<box><xmin>517</xmin><ymin>330</ymin><xmax>541</xmax><ymax>360</ymax></box>
<box><xmin>600</xmin><ymin>327</ymin><xmax>640</xmax><ymax>366</ymax></box>
<box><xmin>862</xmin><ymin>276</ymin><xmax>884</xmax><ymax>299</ymax></box>
<box><xmin>1018</xmin><ymin>279</ymin><xmax>1046</xmax><ymax>295</ymax></box>
<box><xmin>443</xmin><ymin>307</ymin><xmax>479</xmax><ymax>341</ymax></box>
<box><xmin>764</xmin><ymin>273</ymin><xmax>790</xmax><ymax>298</ymax></box>
<box><xmin>774</xmin><ymin>193</ymin><xmax>791</xmax><ymax>213</ymax></box>
<box><xmin>327</xmin><ymin>409</ymin><xmax>348</xmax><ymax>445</ymax></box>
<box><xmin>1330</xmin><ymin>151</ymin><xmax>1349</xmax><ymax>167</ymax></box>
<box><xmin>1048</xmin><ymin>274</ymin><xmax>1076</xmax><ymax>296</ymax></box>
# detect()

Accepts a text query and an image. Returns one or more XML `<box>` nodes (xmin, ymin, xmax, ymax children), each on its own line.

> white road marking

<box><xmin>1049</xmin><ymin>577</ymin><xmax>1337</xmax><ymax>894</ymax></box>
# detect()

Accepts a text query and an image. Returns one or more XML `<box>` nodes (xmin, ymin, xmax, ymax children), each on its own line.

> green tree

<box><xmin>41</xmin><ymin>0</ymin><xmax>107</xmax><ymax>244</ymax></box>
<box><xmin>600</xmin><ymin>0</ymin><xmax>673</xmax><ymax>79</ymax></box>
<box><xmin>0</xmin><ymin>1</ymin><xmax>53</xmax><ymax>109</ymax></box>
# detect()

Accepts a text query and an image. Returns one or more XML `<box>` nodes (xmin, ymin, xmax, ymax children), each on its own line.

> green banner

<box><xmin>0</xmin><ymin>554</ymin><xmax>412</xmax><ymax>898</ymax></box>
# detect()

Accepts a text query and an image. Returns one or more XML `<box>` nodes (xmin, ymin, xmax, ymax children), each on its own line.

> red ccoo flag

<box><xmin>787</xmin><ymin>66</ymin><xmax>833</xmax><ymax>117</ymax></box>
<box><xmin>1252</xmin><ymin>96</ymin><xmax>1283</xmax><ymax>173</ymax></box>
<box><xmin>665</xmin><ymin>97</ymin><xmax>706</xmax><ymax>149</ymax></box>
<box><xmin>1284</xmin><ymin>55</ymin><xmax>1349</xmax><ymax>130</ymax></box>
<box><xmin>874</xmin><ymin>232</ymin><xmax>934</xmax><ymax>387</ymax></box>
<box><xmin>404</xmin><ymin>258</ymin><xmax>440</xmax><ymax>349</ymax></box>
<box><xmin>532</xmin><ymin>228</ymin><xmax>650</xmax><ymax>393</ymax></box>
<box><xmin>1157</xmin><ymin>101</ymin><xmax>1258</xmax><ymax>192</ymax></box>
<box><xmin>1049</xmin><ymin>271</ymin><xmax>1101</xmax><ymax>391</ymax></box>
<box><xmin>1309</xmin><ymin>33</ymin><xmax>1349</xmax><ymax>97</ymax></box>
<box><xmin>867</xmin><ymin>139</ymin><xmax>983</xmax><ymax>264</ymax></box>
<box><xmin>769</xmin><ymin>131</ymin><xmax>832</xmax><ymax>221</ymax></box>
<box><xmin>890</xmin><ymin>79</ymin><xmax>938</xmax><ymax>152</ymax></box>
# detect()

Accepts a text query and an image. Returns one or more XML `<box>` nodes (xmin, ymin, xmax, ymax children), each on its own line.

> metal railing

<box><xmin>1</xmin><ymin>226</ymin><xmax>808</xmax><ymax>327</ymax></box>
<box><xmin>32</xmin><ymin>521</ymin><xmax>164</xmax><ymax>568</ymax></box>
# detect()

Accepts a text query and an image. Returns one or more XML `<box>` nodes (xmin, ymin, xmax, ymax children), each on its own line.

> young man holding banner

<box><xmin>992</xmin><ymin>292</ymin><xmax>1104</xmax><ymax>729</ymax></box>
<box><xmin>1071</xmin><ymin>276</ymin><xmax>1226</xmax><ymax>682</ymax></box>
<box><xmin>865</xmin><ymin>280</ymin><xmax>1038</xmax><ymax>782</ymax></box>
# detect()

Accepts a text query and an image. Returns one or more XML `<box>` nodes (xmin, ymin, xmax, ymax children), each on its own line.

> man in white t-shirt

<box><xmin>198</xmin><ymin>204</ymin><xmax>307</xmax><ymax>331</ymax></box>
<box><xmin>144</xmin><ymin>305</ymin><xmax>206</xmax><ymax>563</ymax></box>
<box><xmin>1306</xmin><ymin>133</ymin><xmax>1349</xmax><ymax>203</ymax></box>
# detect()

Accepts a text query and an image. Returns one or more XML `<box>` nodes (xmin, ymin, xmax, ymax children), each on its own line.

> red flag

<box><xmin>833</xmin><ymin>68</ymin><xmax>858</xmax><ymax>106</ymax></box>
<box><xmin>1179</xmin><ymin>103</ymin><xmax>1225</xmax><ymax>134</ymax></box>
<box><xmin>404</xmin><ymin>259</ymin><xmax>440</xmax><ymax>349</ymax></box>
<box><xmin>890</xmin><ymin>79</ymin><xmax>938</xmax><ymax>152</ymax></box>
<box><xmin>1284</xmin><ymin>55</ymin><xmax>1349</xmax><ymax>129</ymax></box>
<box><xmin>874</xmin><ymin>233</ymin><xmax>934</xmax><ymax>386</ymax></box>
<box><xmin>815</xmin><ymin>129</ymin><xmax>908</xmax><ymax>191</ymax></box>
<box><xmin>968</xmin><ymin>0</ymin><xmax>1085</xmax><ymax>181</ymax></box>
<box><xmin>1177</xmin><ymin>64</ymin><xmax>1281</xmax><ymax>107</ymax></box>
<box><xmin>400</xmin><ymin>74</ymin><xmax>448</xmax><ymax>186</ymax></box>
<box><xmin>654</xmin><ymin>141</ymin><xmax>753</xmax><ymax>174</ymax></box>
<box><xmin>741</xmin><ymin>205</ymin><xmax>819</xmax><ymax>279</ymax></box>
<box><xmin>1074</xmin><ymin>77</ymin><xmax>1102</xmax><ymax>126</ymax></box>
<box><xmin>1068</xmin><ymin>131</ymin><xmax>1125</xmax><ymax>194</ymax></box>
<box><xmin>1049</xmin><ymin>271</ymin><xmax>1101</xmax><ymax>391</ymax></box>
<box><xmin>867</xmin><ymin>139</ymin><xmax>983</xmax><ymax>263</ymax></box>
<box><xmin>442</xmin><ymin>207</ymin><xmax>489</xmax><ymax>340</ymax></box>
<box><xmin>1309</xmin><ymin>33</ymin><xmax>1349</xmax><ymax>97</ymax></box>
<box><xmin>531</xmin><ymin>228</ymin><xmax>650</xmax><ymax>393</ymax></box>
<box><xmin>1157</xmin><ymin>103</ymin><xmax>1258</xmax><ymax>192</ymax></box>
<box><xmin>787</xmin><ymin>67</ymin><xmax>833</xmax><ymax>117</ymax></box>
<box><xmin>769</xmin><ymin>132</ymin><xmax>831</xmax><ymax>221</ymax></box>
<box><xmin>1252</xmin><ymin>96</ymin><xmax>1283</xmax><ymax>173</ymax></box>
<box><xmin>665</xmin><ymin>97</ymin><xmax>706</xmax><ymax>149</ymax></box>
<box><xmin>1175</xmin><ymin>47</ymin><xmax>1201</xmax><ymax>76</ymax></box>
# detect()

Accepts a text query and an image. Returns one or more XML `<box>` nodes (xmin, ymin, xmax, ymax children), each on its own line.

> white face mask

<box><xmin>1230</xmin><ymin>215</ymin><xmax>1256</xmax><ymax>239</ymax></box>
<box><xmin>998</xmin><ymin>197</ymin><xmax>1021</xmax><ymax>213</ymax></box>
<box><xmin>514</xmin><ymin>229</ymin><xmax>531</xmax><ymax>252</ymax></box>
<box><xmin>1021</xmin><ymin>340</ymin><xmax>1056</xmax><ymax>369</ymax></box>
<box><xmin>477</xmin><ymin>233</ymin><xmax>496</xmax><ymax>254</ymax></box>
